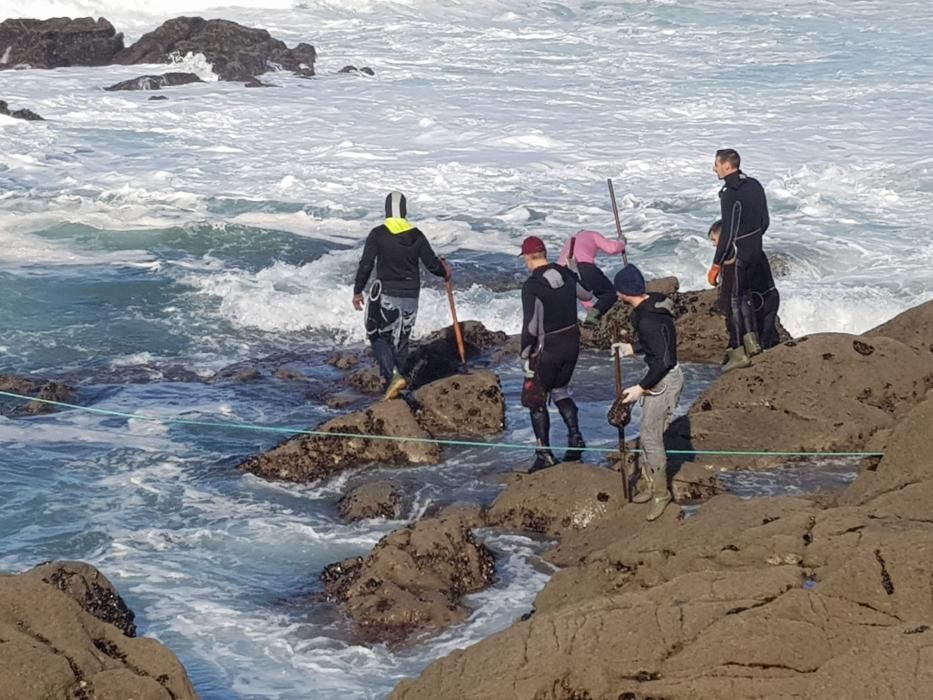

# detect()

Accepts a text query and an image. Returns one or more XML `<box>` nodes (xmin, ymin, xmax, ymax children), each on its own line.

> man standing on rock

<box><xmin>557</xmin><ymin>229</ymin><xmax>627</xmax><ymax>325</ymax></box>
<box><xmin>612</xmin><ymin>264</ymin><xmax>683</xmax><ymax>521</ymax></box>
<box><xmin>708</xmin><ymin>148</ymin><xmax>771</xmax><ymax>371</ymax></box>
<box><xmin>708</xmin><ymin>219</ymin><xmax>781</xmax><ymax>354</ymax></box>
<box><xmin>519</xmin><ymin>236</ymin><xmax>591</xmax><ymax>472</ymax></box>
<box><xmin>353</xmin><ymin>192</ymin><xmax>450</xmax><ymax>400</ymax></box>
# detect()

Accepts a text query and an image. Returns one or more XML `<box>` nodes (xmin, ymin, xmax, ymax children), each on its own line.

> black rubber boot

<box><xmin>528</xmin><ymin>407</ymin><xmax>557</xmax><ymax>473</ymax></box>
<box><xmin>556</xmin><ymin>398</ymin><xmax>585</xmax><ymax>463</ymax></box>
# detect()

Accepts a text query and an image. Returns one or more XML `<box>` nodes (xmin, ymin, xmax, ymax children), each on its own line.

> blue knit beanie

<box><xmin>613</xmin><ymin>264</ymin><xmax>647</xmax><ymax>296</ymax></box>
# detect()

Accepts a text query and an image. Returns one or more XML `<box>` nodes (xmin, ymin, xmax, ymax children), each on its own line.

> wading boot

<box><xmin>383</xmin><ymin>371</ymin><xmax>408</xmax><ymax>401</ymax></box>
<box><xmin>723</xmin><ymin>346</ymin><xmax>752</xmax><ymax>373</ymax></box>
<box><xmin>529</xmin><ymin>449</ymin><xmax>559</xmax><ymax>473</ymax></box>
<box><xmin>528</xmin><ymin>407</ymin><xmax>557</xmax><ymax>473</ymax></box>
<box><xmin>743</xmin><ymin>331</ymin><xmax>762</xmax><ymax>357</ymax></box>
<box><xmin>631</xmin><ymin>471</ymin><xmax>653</xmax><ymax>504</ymax></box>
<box><xmin>646</xmin><ymin>477</ymin><xmax>673</xmax><ymax>522</ymax></box>
<box><xmin>556</xmin><ymin>398</ymin><xmax>585</xmax><ymax>462</ymax></box>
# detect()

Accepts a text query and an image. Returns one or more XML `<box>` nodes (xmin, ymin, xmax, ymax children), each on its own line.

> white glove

<box><xmin>610</xmin><ymin>342</ymin><xmax>634</xmax><ymax>358</ymax></box>
<box><xmin>621</xmin><ymin>384</ymin><xmax>645</xmax><ymax>404</ymax></box>
<box><xmin>522</xmin><ymin>359</ymin><xmax>535</xmax><ymax>379</ymax></box>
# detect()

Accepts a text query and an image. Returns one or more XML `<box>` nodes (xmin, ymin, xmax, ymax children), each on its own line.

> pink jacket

<box><xmin>557</xmin><ymin>230</ymin><xmax>626</xmax><ymax>266</ymax></box>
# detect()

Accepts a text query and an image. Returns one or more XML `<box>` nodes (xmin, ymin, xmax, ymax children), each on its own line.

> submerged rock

<box><xmin>0</xmin><ymin>374</ymin><xmax>75</xmax><ymax>416</ymax></box>
<box><xmin>0</xmin><ymin>561</ymin><xmax>198</xmax><ymax>700</ymax></box>
<box><xmin>104</xmin><ymin>71</ymin><xmax>203</xmax><ymax>91</ymax></box>
<box><xmin>321</xmin><ymin>513</ymin><xmax>495</xmax><ymax>642</ymax></box>
<box><xmin>0</xmin><ymin>99</ymin><xmax>44</xmax><ymax>121</ymax></box>
<box><xmin>114</xmin><ymin>17</ymin><xmax>316</xmax><ymax>81</ymax></box>
<box><xmin>338</xmin><ymin>65</ymin><xmax>375</xmax><ymax>76</ymax></box>
<box><xmin>0</xmin><ymin>17</ymin><xmax>124</xmax><ymax>70</ymax></box>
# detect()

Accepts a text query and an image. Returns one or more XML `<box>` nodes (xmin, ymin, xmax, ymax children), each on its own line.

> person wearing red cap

<box><xmin>519</xmin><ymin>235</ymin><xmax>593</xmax><ymax>472</ymax></box>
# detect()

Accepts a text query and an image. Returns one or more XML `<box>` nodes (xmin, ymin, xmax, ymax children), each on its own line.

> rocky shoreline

<box><xmin>2</xmin><ymin>285</ymin><xmax>931</xmax><ymax>697</ymax></box>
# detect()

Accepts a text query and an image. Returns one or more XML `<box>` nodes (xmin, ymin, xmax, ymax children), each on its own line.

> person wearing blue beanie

<box><xmin>611</xmin><ymin>264</ymin><xmax>684</xmax><ymax>522</ymax></box>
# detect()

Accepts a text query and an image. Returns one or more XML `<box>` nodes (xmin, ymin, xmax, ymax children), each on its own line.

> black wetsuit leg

<box><xmin>730</xmin><ymin>260</ymin><xmax>757</xmax><ymax>343</ymax></box>
<box><xmin>366</xmin><ymin>294</ymin><xmax>419</xmax><ymax>387</ymax></box>
<box><xmin>747</xmin><ymin>254</ymin><xmax>780</xmax><ymax>349</ymax></box>
<box><xmin>719</xmin><ymin>261</ymin><xmax>739</xmax><ymax>349</ymax></box>
<box><xmin>577</xmin><ymin>262</ymin><xmax>617</xmax><ymax>316</ymax></box>
<box><xmin>534</xmin><ymin>329</ymin><xmax>580</xmax><ymax>393</ymax></box>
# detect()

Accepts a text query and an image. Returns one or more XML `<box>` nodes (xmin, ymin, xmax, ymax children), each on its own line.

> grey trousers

<box><xmin>639</xmin><ymin>365</ymin><xmax>685</xmax><ymax>486</ymax></box>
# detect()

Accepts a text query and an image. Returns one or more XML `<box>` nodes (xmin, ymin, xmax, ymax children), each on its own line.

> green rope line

<box><xmin>0</xmin><ymin>389</ymin><xmax>884</xmax><ymax>459</ymax></box>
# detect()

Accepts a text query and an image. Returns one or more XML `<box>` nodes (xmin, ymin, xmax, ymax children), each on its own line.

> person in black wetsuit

<box><xmin>519</xmin><ymin>235</ymin><xmax>592</xmax><ymax>472</ymax></box>
<box><xmin>708</xmin><ymin>148</ymin><xmax>771</xmax><ymax>371</ymax></box>
<box><xmin>708</xmin><ymin>219</ymin><xmax>781</xmax><ymax>353</ymax></box>
<box><xmin>353</xmin><ymin>192</ymin><xmax>450</xmax><ymax>400</ymax></box>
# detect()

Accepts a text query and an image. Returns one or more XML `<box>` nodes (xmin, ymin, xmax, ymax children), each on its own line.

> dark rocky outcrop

<box><xmin>0</xmin><ymin>374</ymin><xmax>75</xmax><ymax>416</ymax></box>
<box><xmin>0</xmin><ymin>17</ymin><xmax>124</xmax><ymax>70</ymax></box>
<box><xmin>0</xmin><ymin>99</ymin><xmax>44</xmax><ymax>121</ymax></box>
<box><xmin>338</xmin><ymin>65</ymin><xmax>375</xmax><ymax>76</ymax></box>
<box><xmin>413</xmin><ymin>372</ymin><xmax>505</xmax><ymax>437</ymax></box>
<box><xmin>674</xmin><ymin>333</ymin><xmax>933</xmax><ymax>469</ymax></box>
<box><xmin>0</xmin><ymin>561</ymin><xmax>198</xmax><ymax>700</ymax></box>
<box><xmin>240</xmin><ymin>400</ymin><xmax>440</xmax><ymax>483</ymax></box>
<box><xmin>581</xmin><ymin>277</ymin><xmax>790</xmax><ymax>363</ymax></box>
<box><xmin>104</xmin><ymin>71</ymin><xmax>203</xmax><ymax>91</ymax></box>
<box><xmin>114</xmin><ymin>17</ymin><xmax>315</xmax><ymax>81</ymax></box>
<box><xmin>338</xmin><ymin>481</ymin><xmax>403</xmax><ymax>521</ymax></box>
<box><xmin>321</xmin><ymin>513</ymin><xmax>494</xmax><ymax>642</ymax></box>
<box><xmin>241</xmin><ymin>371</ymin><xmax>505</xmax><ymax>483</ymax></box>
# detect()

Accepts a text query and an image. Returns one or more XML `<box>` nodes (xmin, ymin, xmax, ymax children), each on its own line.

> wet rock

<box><xmin>149</xmin><ymin>95</ymin><xmax>169</xmax><ymax>101</ymax></box>
<box><xmin>338</xmin><ymin>481</ymin><xmax>402</xmax><ymax>521</ymax></box>
<box><xmin>412</xmin><ymin>371</ymin><xmax>505</xmax><ymax>437</ymax></box>
<box><xmin>207</xmin><ymin>363</ymin><xmax>262</xmax><ymax>383</ymax></box>
<box><xmin>0</xmin><ymin>99</ymin><xmax>44</xmax><ymax>121</ymax></box>
<box><xmin>0</xmin><ymin>17</ymin><xmax>124</xmax><ymax>70</ymax></box>
<box><xmin>339</xmin><ymin>65</ymin><xmax>375</xmax><ymax>76</ymax></box>
<box><xmin>671</xmin><ymin>460</ymin><xmax>725</xmax><ymax>502</ymax></box>
<box><xmin>837</xmin><ymin>392</ymin><xmax>933</xmax><ymax>518</ymax></box>
<box><xmin>104</xmin><ymin>71</ymin><xmax>203</xmax><ymax>91</ymax></box>
<box><xmin>22</xmin><ymin>562</ymin><xmax>137</xmax><ymax>637</ymax></box>
<box><xmin>322</xmin><ymin>514</ymin><xmax>495</xmax><ymax>642</ymax></box>
<box><xmin>347</xmin><ymin>366</ymin><xmax>383</xmax><ymax>394</ymax></box>
<box><xmin>327</xmin><ymin>352</ymin><xmax>361</xmax><ymax>370</ymax></box>
<box><xmin>325</xmin><ymin>391</ymin><xmax>360</xmax><ymax>410</ymax></box>
<box><xmin>405</xmin><ymin>321</ymin><xmax>511</xmax><ymax>387</ymax></box>
<box><xmin>243</xmin><ymin>76</ymin><xmax>277</xmax><ymax>87</ymax></box>
<box><xmin>114</xmin><ymin>17</ymin><xmax>316</xmax><ymax>81</ymax></box>
<box><xmin>866</xmin><ymin>298</ymin><xmax>933</xmax><ymax>356</ymax></box>
<box><xmin>674</xmin><ymin>333</ymin><xmax>933</xmax><ymax>469</ymax></box>
<box><xmin>0</xmin><ymin>561</ymin><xmax>197</xmax><ymax>700</ymax></box>
<box><xmin>581</xmin><ymin>277</ymin><xmax>790</xmax><ymax>363</ymax></box>
<box><xmin>273</xmin><ymin>367</ymin><xmax>306</xmax><ymax>381</ymax></box>
<box><xmin>487</xmin><ymin>463</ymin><xmax>629</xmax><ymax>538</ymax></box>
<box><xmin>239</xmin><ymin>400</ymin><xmax>440</xmax><ymax>483</ymax></box>
<box><xmin>0</xmin><ymin>374</ymin><xmax>76</xmax><ymax>416</ymax></box>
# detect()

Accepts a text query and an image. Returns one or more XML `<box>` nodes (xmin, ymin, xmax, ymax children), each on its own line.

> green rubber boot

<box><xmin>743</xmin><ymin>331</ymin><xmax>762</xmax><ymax>357</ymax></box>
<box><xmin>723</xmin><ymin>346</ymin><xmax>752</xmax><ymax>373</ymax></box>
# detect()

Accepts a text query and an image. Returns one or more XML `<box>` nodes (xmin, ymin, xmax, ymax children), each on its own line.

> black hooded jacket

<box><xmin>631</xmin><ymin>293</ymin><xmax>678</xmax><ymax>390</ymax></box>
<box><xmin>353</xmin><ymin>223</ymin><xmax>446</xmax><ymax>298</ymax></box>
<box><xmin>714</xmin><ymin>171</ymin><xmax>770</xmax><ymax>266</ymax></box>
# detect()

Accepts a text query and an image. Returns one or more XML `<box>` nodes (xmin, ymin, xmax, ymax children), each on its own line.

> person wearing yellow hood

<box><xmin>353</xmin><ymin>192</ymin><xmax>450</xmax><ymax>400</ymax></box>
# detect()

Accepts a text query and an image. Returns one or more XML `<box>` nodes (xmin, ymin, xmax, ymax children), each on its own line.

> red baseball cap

<box><xmin>519</xmin><ymin>236</ymin><xmax>546</xmax><ymax>256</ymax></box>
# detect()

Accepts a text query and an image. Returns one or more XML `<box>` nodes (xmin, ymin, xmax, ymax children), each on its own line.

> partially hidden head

<box><xmin>385</xmin><ymin>191</ymin><xmax>407</xmax><ymax>219</ymax></box>
<box><xmin>520</xmin><ymin>235</ymin><xmax>547</xmax><ymax>270</ymax></box>
<box><xmin>714</xmin><ymin>148</ymin><xmax>740</xmax><ymax>179</ymax></box>
<box><xmin>614</xmin><ymin>264</ymin><xmax>647</xmax><ymax>302</ymax></box>
<box><xmin>708</xmin><ymin>219</ymin><xmax>722</xmax><ymax>245</ymax></box>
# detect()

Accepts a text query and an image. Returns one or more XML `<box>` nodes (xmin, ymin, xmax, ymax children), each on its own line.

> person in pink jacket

<box><xmin>558</xmin><ymin>229</ymin><xmax>627</xmax><ymax>324</ymax></box>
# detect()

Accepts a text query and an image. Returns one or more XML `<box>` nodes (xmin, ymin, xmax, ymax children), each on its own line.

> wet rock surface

<box><xmin>675</xmin><ymin>333</ymin><xmax>933</xmax><ymax>469</ymax></box>
<box><xmin>338</xmin><ymin>481</ymin><xmax>403</xmax><ymax>521</ymax></box>
<box><xmin>114</xmin><ymin>17</ymin><xmax>316</xmax><ymax>81</ymax></box>
<box><xmin>239</xmin><ymin>399</ymin><xmax>440</xmax><ymax>483</ymax></box>
<box><xmin>105</xmin><ymin>72</ymin><xmax>203</xmax><ymax>91</ymax></box>
<box><xmin>321</xmin><ymin>514</ymin><xmax>495</xmax><ymax>643</ymax></box>
<box><xmin>413</xmin><ymin>371</ymin><xmax>505</xmax><ymax>437</ymax></box>
<box><xmin>0</xmin><ymin>17</ymin><xmax>125</xmax><ymax>70</ymax></box>
<box><xmin>0</xmin><ymin>561</ymin><xmax>198</xmax><ymax>700</ymax></box>
<box><xmin>0</xmin><ymin>374</ymin><xmax>76</xmax><ymax>416</ymax></box>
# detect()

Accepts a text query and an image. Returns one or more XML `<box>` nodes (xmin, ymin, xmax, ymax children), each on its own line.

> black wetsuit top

<box><xmin>714</xmin><ymin>171</ymin><xmax>770</xmax><ymax>266</ymax></box>
<box><xmin>631</xmin><ymin>293</ymin><xmax>678</xmax><ymax>390</ymax></box>
<box><xmin>520</xmin><ymin>263</ymin><xmax>591</xmax><ymax>358</ymax></box>
<box><xmin>353</xmin><ymin>224</ymin><xmax>446</xmax><ymax>298</ymax></box>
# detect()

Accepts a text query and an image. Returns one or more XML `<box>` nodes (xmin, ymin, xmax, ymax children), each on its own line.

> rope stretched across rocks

<box><xmin>0</xmin><ymin>389</ymin><xmax>885</xmax><ymax>459</ymax></box>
